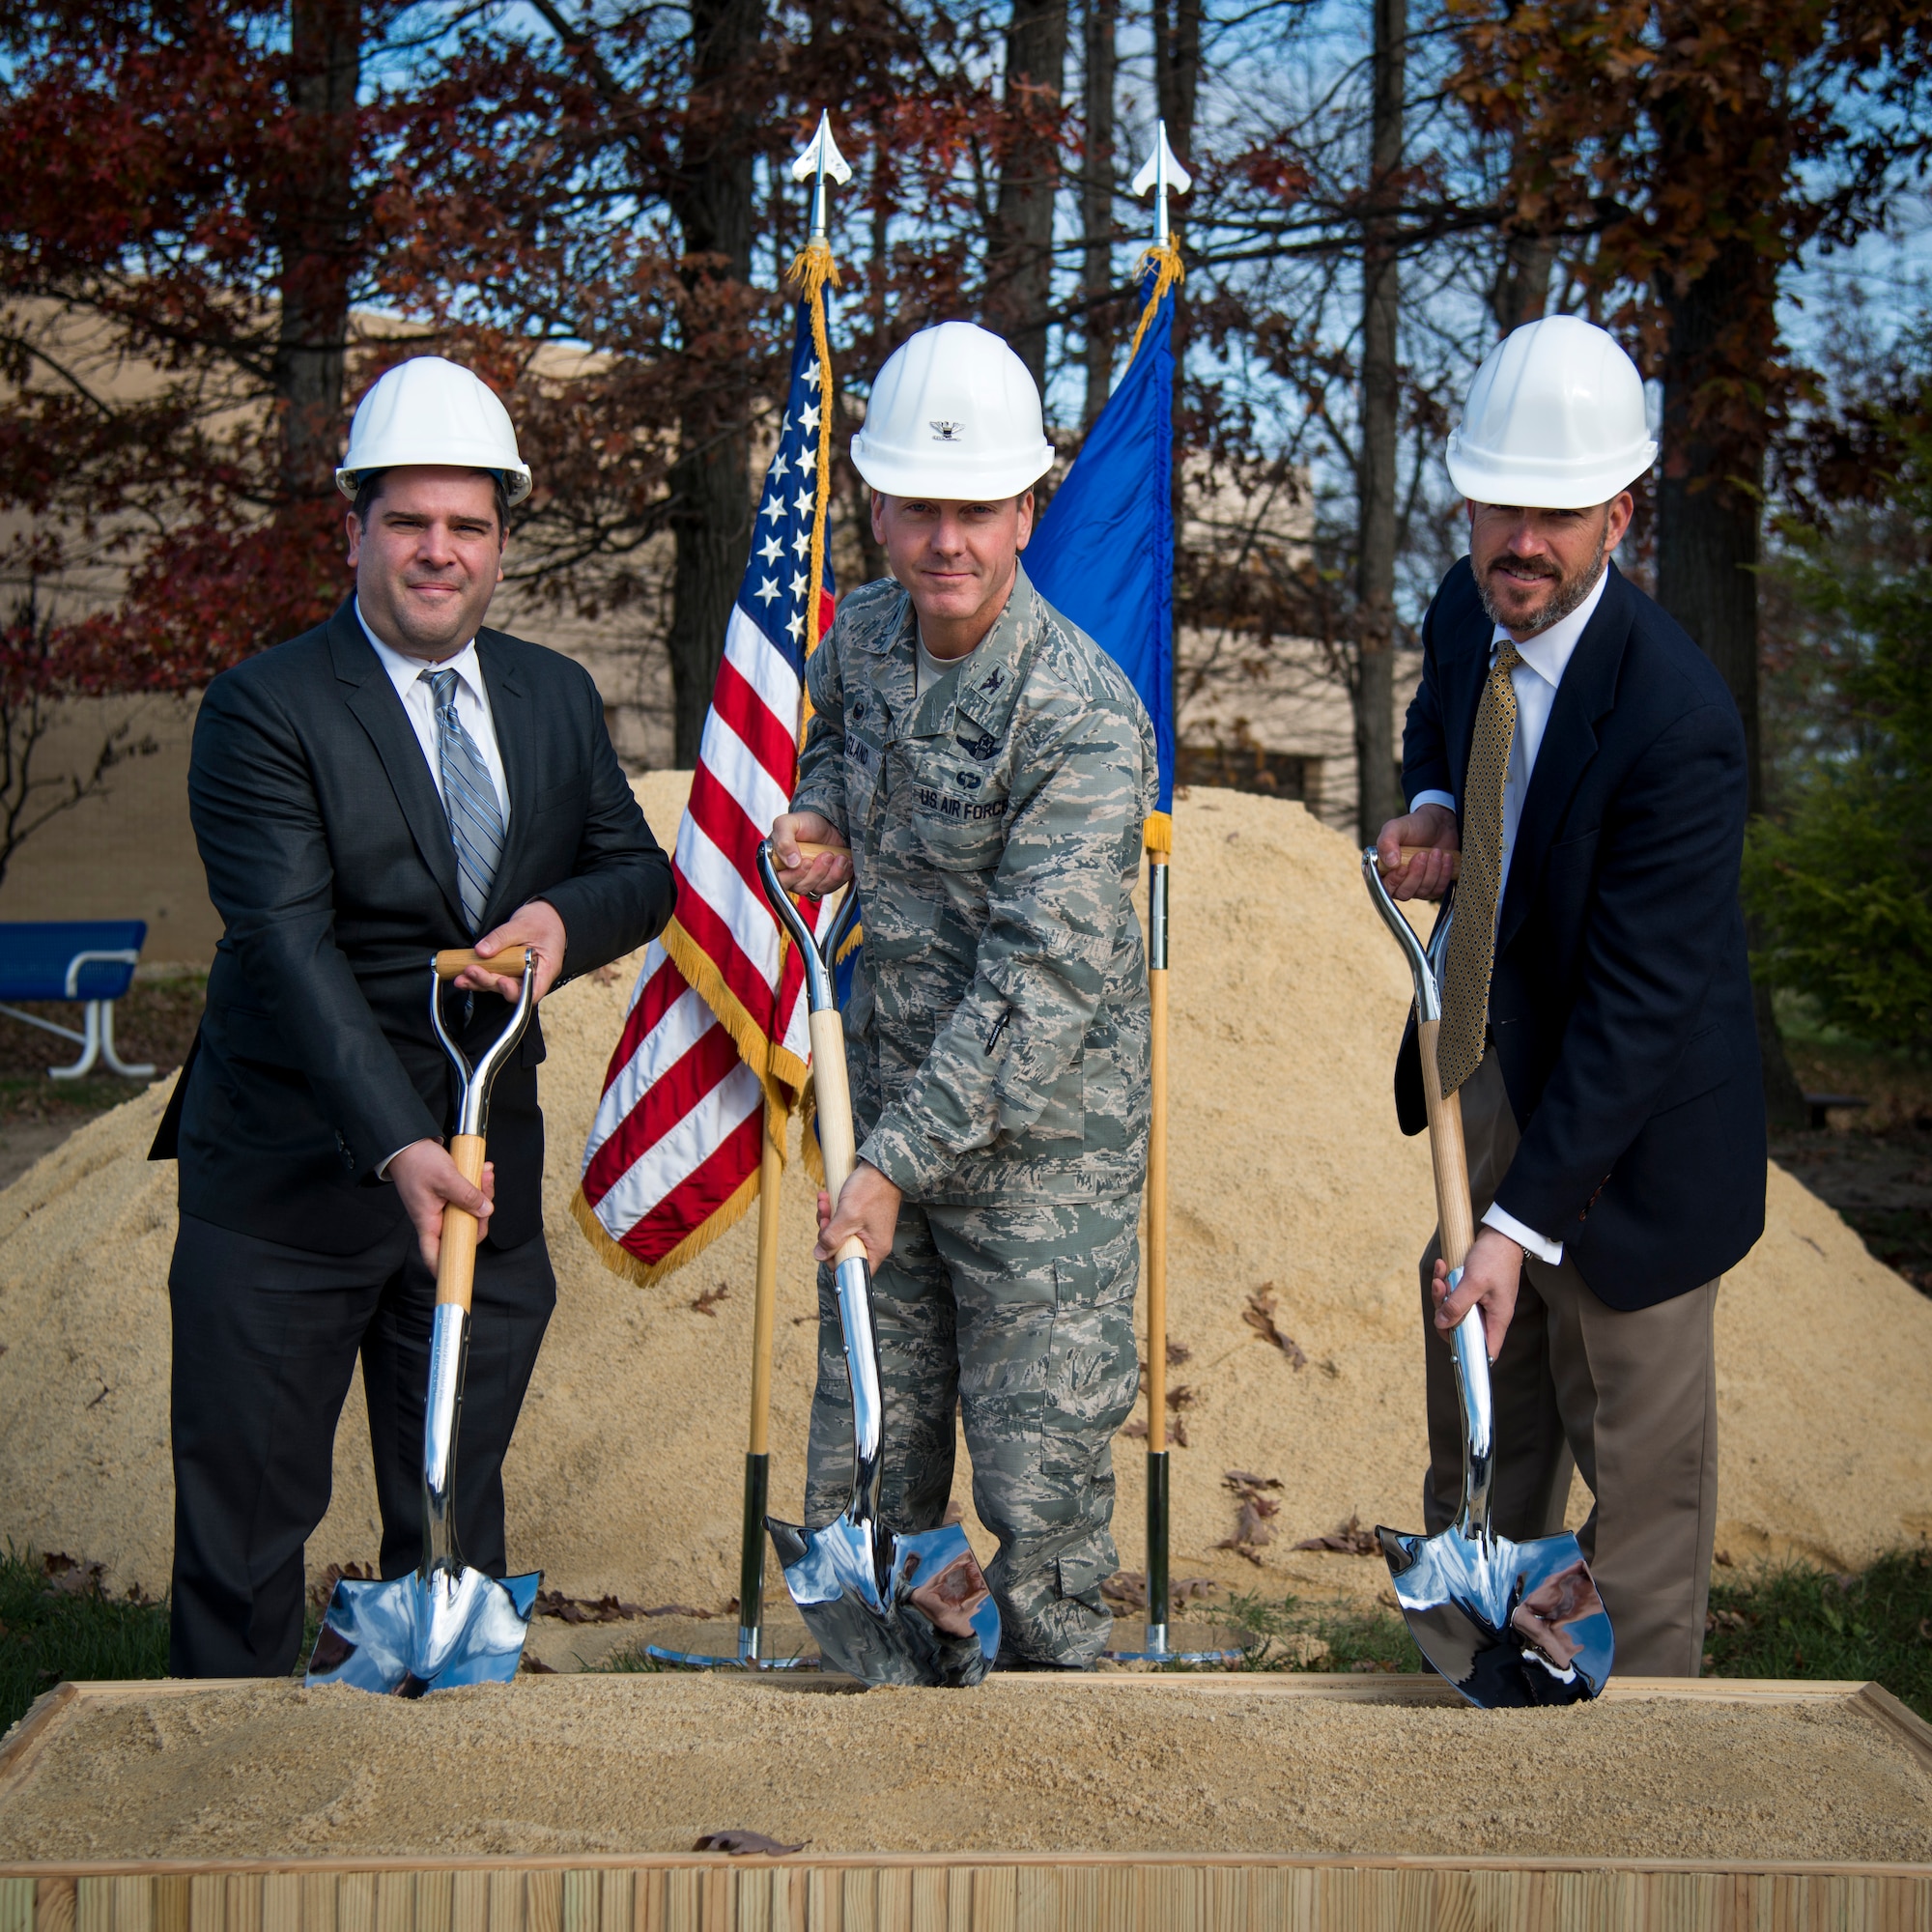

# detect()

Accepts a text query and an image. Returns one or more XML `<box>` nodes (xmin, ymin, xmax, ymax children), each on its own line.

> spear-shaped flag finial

<box><xmin>1131</xmin><ymin>119</ymin><xmax>1192</xmax><ymax>247</ymax></box>
<box><xmin>791</xmin><ymin>110</ymin><xmax>853</xmax><ymax>242</ymax></box>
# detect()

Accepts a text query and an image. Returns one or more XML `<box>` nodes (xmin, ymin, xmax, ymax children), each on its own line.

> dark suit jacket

<box><xmin>1395</xmin><ymin>559</ymin><xmax>1767</xmax><ymax>1309</ymax></box>
<box><xmin>153</xmin><ymin>601</ymin><xmax>673</xmax><ymax>1255</ymax></box>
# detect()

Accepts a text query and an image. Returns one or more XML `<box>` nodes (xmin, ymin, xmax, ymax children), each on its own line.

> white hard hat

<box><xmin>1446</xmin><ymin>316</ymin><xmax>1656</xmax><ymax>509</ymax></box>
<box><xmin>851</xmin><ymin>323</ymin><xmax>1054</xmax><ymax>500</ymax></box>
<box><xmin>336</xmin><ymin>355</ymin><xmax>533</xmax><ymax>505</ymax></box>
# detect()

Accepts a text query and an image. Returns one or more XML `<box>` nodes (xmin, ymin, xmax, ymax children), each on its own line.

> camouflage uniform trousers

<box><xmin>804</xmin><ymin>1192</ymin><xmax>1142</xmax><ymax>1668</ymax></box>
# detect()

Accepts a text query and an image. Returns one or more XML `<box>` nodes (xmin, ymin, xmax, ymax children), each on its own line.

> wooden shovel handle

<box><xmin>1416</xmin><ymin>1017</ymin><xmax>1476</xmax><ymax>1272</ymax></box>
<box><xmin>434</xmin><ymin>946</ymin><xmax>530</xmax><ymax>980</ymax></box>
<box><xmin>436</xmin><ymin>1133</ymin><xmax>487</xmax><ymax>1312</ymax></box>
<box><xmin>1378</xmin><ymin>846</ymin><xmax>1461</xmax><ymax>879</ymax></box>
<box><xmin>808</xmin><ymin>1008</ymin><xmax>869</xmax><ymax>1268</ymax></box>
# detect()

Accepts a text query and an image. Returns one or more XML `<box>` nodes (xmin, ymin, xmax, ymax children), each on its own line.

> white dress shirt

<box><xmin>355</xmin><ymin>603</ymin><xmax>512</xmax><ymax>1179</ymax></box>
<box><xmin>1408</xmin><ymin>565</ymin><xmax>1610</xmax><ymax>1266</ymax></box>
<box><xmin>355</xmin><ymin>602</ymin><xmax>511</xmax><ymax>826</ymax></box>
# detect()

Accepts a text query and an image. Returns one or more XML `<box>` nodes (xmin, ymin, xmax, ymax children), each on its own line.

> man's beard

<box><xmin>1475</xmin><ymin>519</ymin><xmax>1609</xmax><ymax>635</ymax></box>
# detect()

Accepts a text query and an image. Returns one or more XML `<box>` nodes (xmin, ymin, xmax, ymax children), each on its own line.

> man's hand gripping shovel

<box><xmin>305</xmin><ymin>947</ymin><xmax>543</xmax><ymax>1694</ymax></box>
<box><xmin>1361</xmin><ymin>852</ymin><xmax>1614</xmax><ymax>1708</ymax></box>
<box><xmin>756</xmin><ymin>842</ymin><xmax>1001</xmax><ymax>1687</ymax></box>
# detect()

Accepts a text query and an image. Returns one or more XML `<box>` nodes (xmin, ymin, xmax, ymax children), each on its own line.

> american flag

<box><xmin>574</xmin><ymin>297</ymin><xmax>836</xmax><ymax>1283</ymax></box>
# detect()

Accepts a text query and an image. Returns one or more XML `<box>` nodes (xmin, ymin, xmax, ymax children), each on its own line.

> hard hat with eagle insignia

<box><xmin>850</xmin><ymin>322</ymin><xmax>1054</xmax><ymax>500</ymax></box>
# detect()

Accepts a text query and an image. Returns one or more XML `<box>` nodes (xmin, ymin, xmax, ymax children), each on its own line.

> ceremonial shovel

<box><xmin>305</xmin><ymin>947</ymin><xmax>543</xmax><ymax>1695</ymax></box>
<box><xmin>756</xmin><ymin>841</ymin><xmax>1002</xmax><ymax>1687</ymax></box>
<box><xmin>1361</xmin><ymin>854</ymin><xmax>1614</xmax><ymax>1709</ymax></box>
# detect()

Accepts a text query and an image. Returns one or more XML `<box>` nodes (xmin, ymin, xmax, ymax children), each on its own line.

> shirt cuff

<box><xmin>1482</xmin><ymin>1201</ymin><xmax>1564</xmax><ymax>1267</ymax></box>
<box><xmin>376</xmin><ymin>1142</ymin><xmax>422</xmax><ymax>1181</ymax></box>
<box><xmin>1409</xmin><ymin>788</ymin><xmax>1457</xmax><ymax>815</ymax></box>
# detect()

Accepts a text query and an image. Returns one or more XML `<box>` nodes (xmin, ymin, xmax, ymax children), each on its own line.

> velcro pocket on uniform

<box><xmin>1056</xmin><ymin>1548</ymin><xmax>1110</xmax><ymax>1607</ymax></box>
<box><xmin>861</xmin><ymin>896</ymin><xmax>940</xmax><ymax>963</ymax></box>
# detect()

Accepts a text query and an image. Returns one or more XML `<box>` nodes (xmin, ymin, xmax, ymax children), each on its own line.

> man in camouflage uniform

<box><xmin>771</xmin><ymin>321</ymin><xmax>1155</xmax><ymax>1667</ymax></box>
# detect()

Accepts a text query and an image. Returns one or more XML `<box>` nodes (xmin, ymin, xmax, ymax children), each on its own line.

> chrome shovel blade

<box><xmin>1378</xmin><ymin>1523</ymin><xmax>1613</xmax><ymax>1708</ymax></box>
<box><xmin>767</xmin><ymin>1515</ymin><xmax>1000</xmax><ymax>1688</ymax></box>
<box><xmin>305</xmin><ymin>1568</ymin><xmax>542</xmax><ymax>1696</ymax></box>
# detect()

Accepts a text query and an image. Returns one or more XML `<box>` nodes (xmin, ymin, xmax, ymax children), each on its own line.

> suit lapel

<box><xmin>329</xmin><ymin>603</ymin><xmax>468</xmax><ymax>930</ymax></box>
<box><xmin>476</xmin><ymin>632</ymin><xmax>534</xmax><ymax>929</ymax></box>
<box><xmin>1495</xmin><ymin>565</ymin><xmax>1633</xmax><ymax>954</ymax></box>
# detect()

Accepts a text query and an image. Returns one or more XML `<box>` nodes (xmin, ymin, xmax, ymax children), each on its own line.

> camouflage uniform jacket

<box><xmin>790</xmin><ymin>562</ymin><xmax>1156</xmax><ymax>1205</ymax></box>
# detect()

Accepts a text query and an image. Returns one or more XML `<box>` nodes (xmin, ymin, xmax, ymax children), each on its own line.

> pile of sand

<box><xmin>0</xmin><ymin>780</ymin><xmax>1927</xmax><ymax>1616</ymax></box>
<box><xmin>3</xmin><ymin>1677</ymin><xmax>1927</xmax><ymax>1862</ymax></box>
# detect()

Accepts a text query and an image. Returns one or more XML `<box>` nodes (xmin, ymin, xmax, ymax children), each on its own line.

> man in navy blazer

<box><xmin>1378</xmin><ymin>317</ymin><xmax>1766</xmax><ymax>1677</ymax></box>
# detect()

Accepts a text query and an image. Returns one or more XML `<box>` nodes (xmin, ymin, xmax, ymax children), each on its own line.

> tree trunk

<box><xmin>1656</xmin><ymin>238</ymin><xmax>1808</xmax><ymax>1129</ymax></box>
<box><xmin>853</xmin><ymin>163</ymin><xmax>889</xmax><ymax>586</ymax></box>
<box><xmin>1353</xmin><ymin>0</ymin><xmax>1404</xmax><ymax>845</ymax></box>
<box><xmin>1152</xmin><ymin>0</ymin><xmax>1199</xmax><ymax>744</ymax></box>
<box><xmin>1490</xmin><ymin>230</ymin><xmax>1554</xmax><ymax>336</ymax></box>
<box><xmin>272</xmin><ymin>0</ymin><xmax>361</xmax><ymax>505</ymax></box>
<box><xmin>1079</xmin><ymin>0</ymin><xmax>1117</xmax><ymax>428</ymax></box>
<box><xmin>663</xmin><ymin>0</ymin><xmax>763</xmax><ymax>766</ymax></box>
<box><xmin>984</xmin><ymin>0</ymin><xmax>1070</xmax><ymax>391</ymax></box>
<box><xmin>1152</xmin><ymin>0</ymin><xmax>1201</xmax><ymax>156</ymax></box>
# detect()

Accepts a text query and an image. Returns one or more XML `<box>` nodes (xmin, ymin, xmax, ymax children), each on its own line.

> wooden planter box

<box><xmin>3</xmin><ymin>1675</ymin><xmax>1928</xmax><ymax>1932</ymax></box>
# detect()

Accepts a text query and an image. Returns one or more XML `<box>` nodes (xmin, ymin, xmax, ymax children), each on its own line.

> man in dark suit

<box><xmin>153</xmin><ymin>356</ymin><xmax>673</xmax><ymax>1675</ymax></box>
<box><xmin>1378</xmin><ymin>316</ymin><xmax>1766</xmax><ymax>1677</ymax></box>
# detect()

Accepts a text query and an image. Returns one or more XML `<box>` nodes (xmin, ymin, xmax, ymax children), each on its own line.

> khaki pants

<box><xmin>1419</xmin><ymin>1053</ymin><xmax>1720</xmax><ymax>1678</ymax></box>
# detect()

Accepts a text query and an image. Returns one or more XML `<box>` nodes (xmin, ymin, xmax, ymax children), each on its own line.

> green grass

<box><xmin>0</xmin><ymin>1546</ymin><xmax>169</xmax><ymax>1733</ymax></box>
<box><xmin>3</xmin><ymin>1540</ymin><xmax>1924</xmax><ymax>1720</ymax></box>
<box><xmin>592</xmin><ymin>1643</ymin><xmax>672</xmax><ymax>1672</ymax></box>
<box><xmin>1211</xmin><ymin>1548</ymin><xmax>1932</xmax><ymax>1717</ymax></box>
<box><xmin>1704</xmin><ymin>1548</ymin><xmax>1932</xmax><ymax>1719</ymax></box>
<box><xmin>1208</xmin><ymin>1591</ymin><xmax>1425</xmax><ymax>1673</ymax></box>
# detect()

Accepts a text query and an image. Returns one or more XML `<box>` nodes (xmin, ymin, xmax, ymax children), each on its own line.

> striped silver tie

<box><xmin>425</xmin><ymin>668</ymin><xmax>504</xmax><ymax>934</ymax></box>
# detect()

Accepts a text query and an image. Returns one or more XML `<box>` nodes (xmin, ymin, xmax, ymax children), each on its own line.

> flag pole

<box><xmin>735</xmin><ymin>1100</ymin><xmax>786</xmax><ymax>1662</ymax></box>
<box><xmin>730</xmin><ymin>110</ymin><xmax>852</xmax><ymax>1671</ymax></box>
<box><xmin>1145</xmin><ymin>845</ymin><xmax>1171</xmax><ymax>1654</ymax></box>
<box><xmin>1132</xmin><ymin>119</ymin><xmax>1188</xmax><ymax>1662</ymax></box>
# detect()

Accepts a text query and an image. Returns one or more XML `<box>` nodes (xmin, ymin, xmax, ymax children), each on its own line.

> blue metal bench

<box><xmin>0</xmin><ymin>920</ymin><xmax>156</xmax><ymax>1079</ymax></box>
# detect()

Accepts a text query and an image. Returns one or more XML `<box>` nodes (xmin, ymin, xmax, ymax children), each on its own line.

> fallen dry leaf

<box><xmin>693</xmin><ymin>1831</ymin><xmax>807</xmax><ymax>1857</ymax></box>
<box><xmin>307</xmin><ymin>1561</ymin><xmax>376</xmax><ymax>1610</ymax></box>
<box><xmin>1217</xmin><ymin>1470</ymin><xmax>1284</xmax><ymax>1565</ymax></box>
<box><xmin>1243</xmin><ymin>1286</ymin><xmax>1307</xmax><ymax>1369</ymax></box>
<box><xmin>689</xmin><ymin>1283</ymin><xmax>730</xmax><ymax>1317</ymax></box>
<box><xmin>1102</xmin><ymin>1572</ymin><xmax>1218</xmax><ymax>1611</ymax></box>
<box><xmin>1293</xmin><ymin>1514</ymin><xmax>1379</xmax><ymax>1557</ymax></box>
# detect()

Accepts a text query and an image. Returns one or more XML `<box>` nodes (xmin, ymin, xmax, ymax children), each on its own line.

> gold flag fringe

<box><xmin>788</xmin><ymin>239</ymin><xmax>840</xmax><ymax>668</ymax></box>
<box><xmin>1120</xmin><ymin>241</ymin><xmax>1184</xmax><ymax>378</ymax></box>
<box><xmin>570</xmin><ymin>1159</ymin><xmax>761</xmax><ymax>1291</ymax></box>
<box><xmin>1144</xmin><ymin>809</ymin><xmax>1173</xmax><ymax>855</ymax></box>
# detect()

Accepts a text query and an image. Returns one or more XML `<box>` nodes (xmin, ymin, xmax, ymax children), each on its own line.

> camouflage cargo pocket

<box><xmin>1038</xmin><ymin>1208</ymin><xmax>1141</xmax><ymax>1474</ymax></box>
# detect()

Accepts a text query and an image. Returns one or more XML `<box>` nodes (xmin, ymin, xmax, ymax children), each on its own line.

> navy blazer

<box><xmin>1395</xmin><ymin>559</ymin><xmax>1766</xmax><ymax>1309</ymax></box>
<box><xmin>153</xmin><ymin>601</ymin><xmax>674</xmax><ymax>1256</ymax></box>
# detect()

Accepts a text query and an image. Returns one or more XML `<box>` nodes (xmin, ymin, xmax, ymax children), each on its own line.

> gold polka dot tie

<box><xmin>1437</xmin><ymin>639</ymin><xmax>1522</xmax><ymax>1095</ymax></box>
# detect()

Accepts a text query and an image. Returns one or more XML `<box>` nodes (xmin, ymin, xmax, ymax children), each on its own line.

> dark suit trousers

<box><xmin>167</xmin><ymin>1213</ymin><xmax>555</xmax><ymax>1677</ymax></box>
<box><xmin>1418</xmin><ymin>1052</ymin><xmax>1721</xmax><ymax>1677</ymax></box>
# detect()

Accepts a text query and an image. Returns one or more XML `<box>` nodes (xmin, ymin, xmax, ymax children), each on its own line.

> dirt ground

<box><xmin>2</xmin><ymin>783</ymin><xmax>1929</xmax><ymax>1634</ymax></box>
<box><xmin>2</xmin><ymin>1676</ymin><xmax>1926</xmax><ymax>1864</ymax></box>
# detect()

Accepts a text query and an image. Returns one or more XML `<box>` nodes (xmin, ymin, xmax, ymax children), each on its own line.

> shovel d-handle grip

<box><xmin>1375</xmin><ymin>846</ymin><xmax>1462</xmax><ymax>880</ymax></box>
<box><xmin>435</xmin><ymin>946</ymin><xmax>530</xmax><ymax>981</ymax></box>
<box><xmin>435</xmin><ymin>1133</ymin><xmax>488</xmax><ymax>1314</ymax></box>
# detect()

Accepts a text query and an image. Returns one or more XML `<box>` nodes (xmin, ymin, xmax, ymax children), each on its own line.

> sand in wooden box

<box><xmin>2</xmin><ymin>1676</ymin><xmax>1930</xmax><ymax>1867</ymax></box>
